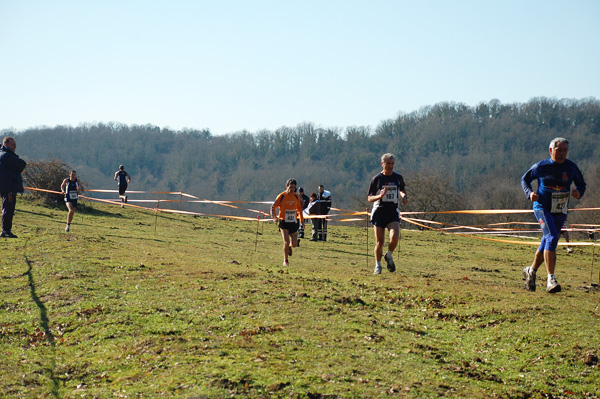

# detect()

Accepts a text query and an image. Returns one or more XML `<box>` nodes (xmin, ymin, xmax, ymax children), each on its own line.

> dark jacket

<box><xmin>0</xmin><ymin>145</ymin><xmax>27</xmax><ymax>193</ymax></box>
<box><xmin>317</xmin><ymin>190</ymin><xmax>332</xmax><ymax>215</ymax></box>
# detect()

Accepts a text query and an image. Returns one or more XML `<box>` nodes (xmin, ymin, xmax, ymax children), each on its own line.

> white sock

<box><xmin>528</xmin><ymin>266</ymin><xmax>536</xmax><ymax>275</ymax></box>
<box><xmin>376</xmin><ymin>261</ymin><xmax>382</xmax><ymax>267</ymax></box>
<box><xmin>548</xmin><ymin>274</ymin><xmax>555</xmax><ymax>282</ymax></box>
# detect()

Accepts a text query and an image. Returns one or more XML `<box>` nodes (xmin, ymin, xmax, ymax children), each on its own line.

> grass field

<box><xmin>1</xmin><ymin>198</ymin><xmax>599</xmax><ymax>398</ymax></box>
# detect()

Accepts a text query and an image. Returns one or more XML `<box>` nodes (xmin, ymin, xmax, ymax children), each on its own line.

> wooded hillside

<box><xmin>5</xmin><ymin>97</ymin><xmax>599</xmax><ymax>222</ymax></box>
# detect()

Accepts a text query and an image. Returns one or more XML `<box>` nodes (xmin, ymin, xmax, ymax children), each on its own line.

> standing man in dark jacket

<box><xmin>0</xmin><ymin>137</ymin><xmax>27</xmax><ymax>238</ymax></box>
<box><xmin>311</xmin><ymin>184</ymin><xmax>332</xmax><ymax>241</ymax></box>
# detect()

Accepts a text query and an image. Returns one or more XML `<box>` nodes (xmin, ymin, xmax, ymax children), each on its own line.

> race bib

<box><xmin>285</xmin><ymin>210</ymin><xmax>296</xmax><ymax>222</ymax></box>
<box><xmin>551</xmin><ymin>192</ymin><xmax>569</xmax><ymax>214</ymax></box>
<box><xmin>381</xmin><ymin>184</ymin><xmax>398</xmax><ymax>203</ymax></box>
<box><xmin>69</xmin><ymin>192</ymin><xmax>78</xmax><ymax>200</ymax></box>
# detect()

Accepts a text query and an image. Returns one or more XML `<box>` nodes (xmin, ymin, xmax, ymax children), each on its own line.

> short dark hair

<box><xmin>286</xmin><ymin>178</ymin><xmax>297</xmax><ymax>187</ymax></box>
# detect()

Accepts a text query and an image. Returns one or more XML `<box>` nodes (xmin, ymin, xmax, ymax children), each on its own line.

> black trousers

<box><xmin>1</xmin><ymin>191</ymin><xmax>17</xmax><ymax>233</ymax></box>
<box><xmin>311</xmin><ymin>217</ymin><xmax>328</xmax><ymax>240</ymax></box>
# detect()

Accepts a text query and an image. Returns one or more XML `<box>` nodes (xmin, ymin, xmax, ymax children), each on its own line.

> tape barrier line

<box><xmin>406</xmin><ymin>217</ymin><xmax>600</xmax><ymax>234</ymax></box>
<box><xmin>32</xmin><ymin>186</ymin><xmax>600</xmax><ymax>214</ymax></box>
<box><xmin>79</xmin><ymin>195</ymin><xmax>156</xmax><ymax>211</ymax></box>
<box><xmin>402</xmin><ymin>217</ymin><xmax>544</xmax><ymax>233</ymax></box>
<box><xmin>85</xmin><ymin>189</ymin><xmax>200</xmax><ymax>198</ymax></box>
<box><xmin>24</xmin><ymin>186</ymin><xmax>600</xmax><ymax>243</ymax></box>
<box><xmin>193</xmin><ymin>198</ymin><xmax>271</xmax><ymax>217</ymax></box>
<box><xmin>402</xmin><ymin>216</ymin><xmax>600</xmax><ymax>247</ymax></box>
<box><xmin>190</xmin><ymin>200</ymin><xmax>273</xmax><ymax>204</ymax></box>
<box><xmin>401</xmin><ymin>209</ymin><xmax>535</xmax><ymax>215</ymax></box>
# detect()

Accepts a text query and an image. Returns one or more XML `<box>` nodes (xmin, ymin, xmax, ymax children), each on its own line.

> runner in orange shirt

<box><xmin>271</xmin><ymin>178</ymin><xmax>305</xmax><ymax>266</ymax></box>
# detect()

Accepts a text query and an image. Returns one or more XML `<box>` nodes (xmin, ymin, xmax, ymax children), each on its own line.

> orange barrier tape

<box><xmin>485</xmin><ymin>221</ymin><xmax>540</xmax><ymax>227</ymax></box>
<box><xmin>190</xmin><ymin>200</ymin><xmax>273</xmax><ymax>204</ymax></box>
<box><xmin>85</xmin><ymin>189</ymin><xmax>200</xmax><ymax>198</ymax></box>
<box><xmin>24</xmin><ymin>187</ymin><xmax>600</xmax><ymax>243</ymax></box>
<box><xmin>570</xmin><ymin>223</ymin><xmax>600</xmax><ymax>228</ymax></box>
<box><xmin>401</xmin><ymin>216</ymin><xmax>600</xmax><ymax>247</ymax></box>
<box><xmin>402</xmin><ymin>209</ymin><xmax>534</xmax><ymax>215</ymax></box>
<box><xmin>192</xmin><ymin>198</ymin><xmax>271</xmax><ymax>217</ymax></box>
<box><xmin>24</xmin><ymin>187</ymin><xmax>63</xmax><ymax>194</ymax></box>
<box><xmin>336</xmin><ymin>218</ymin><xmax>366</xmax><ymax>222</ymax></box>
<box><xmin>85</xmin><ymin>189</ymin><xmax>149</xmax><ymax>194</ymax></box>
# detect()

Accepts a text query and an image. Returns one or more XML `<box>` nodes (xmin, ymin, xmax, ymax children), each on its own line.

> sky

<box><xmin>1</xmin><ymin>0</ymin><xmax>599</xmax><ymax>135</ymax></box>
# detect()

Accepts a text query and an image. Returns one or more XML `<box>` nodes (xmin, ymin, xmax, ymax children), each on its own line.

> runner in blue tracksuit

<box><xmin>521</xmin><ymin>137</ymin><xmax>586</xmax><ymax>293</ymax></box>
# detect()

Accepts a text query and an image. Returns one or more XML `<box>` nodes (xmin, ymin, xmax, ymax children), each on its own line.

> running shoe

<box><xmin>283</xmin><ymin>260</ymin><xmax>289</xmax><ymax>266</ymax></box>
<box><xmin>1</xmin><ymin>231</ymin><xmax>17</xmax><ymax>238</ymax></box>
<box><xmin>65</xmin><ymin>224</ymin><xmax>70</xmax><ymax>232</ymax></box>
<box><xmin>384</xmin><ymin>251</ymin><xmax>396</xmax><ymax>272</ymax></box>
<box><xmin>523</xmin><ymin>267</ymin><xmax>536</xmax><ymax>292</ymax></box>
<box><xmin>373</xmin><ymin>263</ymin><xmax>382</xmax><ymax>275</ymax></box>
<box><xmin>546</xmin><ymin>276</ymin><xmax>561</xmax><ymax>293</ymax></box>
<box><xmin>566</xmin><ymin>247</ymin><xmax>574</xmax><ymax>254</ymax></box>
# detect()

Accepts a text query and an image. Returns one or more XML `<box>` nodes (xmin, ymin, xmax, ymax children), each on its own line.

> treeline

<box><xmin>5</xmin><ymin>97</ymin><xmax>600</xmax><ymax>224</ymax></box>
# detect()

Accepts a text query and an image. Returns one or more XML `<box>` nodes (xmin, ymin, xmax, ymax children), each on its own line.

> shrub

<box><xmin>23</xmin><ymin>159</ymin><xmax>71</xmax><ymax>206</ymax></box>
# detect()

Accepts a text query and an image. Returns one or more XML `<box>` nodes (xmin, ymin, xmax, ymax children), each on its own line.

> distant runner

<box><xmin>61</xmin><ymin>170</ymin><xmax>83</xmax><ymax>232</ymax></box>
<box><xmin>114</xmin><ymin>165</ymin><xmax>131</xmax><ymax>207</ymax></box>
<box><xmin>271</xmin><ymin>178</ymin><xmax>304</xmax><ymax>266</ymax></box>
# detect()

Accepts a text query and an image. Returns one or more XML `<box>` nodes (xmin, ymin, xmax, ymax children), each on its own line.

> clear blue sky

<box><xmin>1</xmin><ymin>0</ymin><xmax>598</xmax><ymax>135</ymax></box>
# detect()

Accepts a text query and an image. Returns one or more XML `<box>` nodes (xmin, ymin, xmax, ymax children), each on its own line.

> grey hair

<box><xmin>381</xmin><ymin>153</ymin><xmax>395</xmax><ymax>163</ymax></box>
<box><xmin>549</xmin><ymin>137</ymin><xmax>569</xmax><ymax>149</ymax></box>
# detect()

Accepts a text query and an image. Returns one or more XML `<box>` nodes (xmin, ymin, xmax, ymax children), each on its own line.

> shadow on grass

<box><xmin>323</xmin><ymin>246</ymin><xmax>367</xmax><ymax>257</ymax></box>
<box><xmin>78</xmin><ymin>203</ymin><xmax>127</xmax><ymax>218</ymax></box>
<box><xmin>24</xmin><ymin>255</ymin><xmax>60</xmax><ymax>398</ymax></box>
<box><xmin>18</xmin><ymin>209</ymin><xmax>59</xmax><ymax>219</ymax></box>
<box><xmin>102</xmin><ymin>232</ymin><xmax>167</xmax><ymax>243</ymax></box>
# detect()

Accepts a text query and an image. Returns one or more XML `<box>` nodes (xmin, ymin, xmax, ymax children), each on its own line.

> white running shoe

<box><xmin>283</xmin><ymin>260</ymin><xmax>289</xmax><ymax>266</ymax></box>
<box><xmin>65</xmin><ymin>224</ymin><xmax>70</xmax><ymax>232</ymax></box>
<box><xmin>546</xmin><ymin>276</ymin><xmax>561</xmax><ymax>293</ymax></box>
<box><xmin>373</xmin><ymin>263</ymin><xmax>382</xmax><ymax>275</ymax></box>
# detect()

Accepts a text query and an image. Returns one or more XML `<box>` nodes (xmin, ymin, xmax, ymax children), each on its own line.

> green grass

<box><xmin>1</xmin><ymin>198</ymin><xmax>599</xmax><ymax>398</ymax></box>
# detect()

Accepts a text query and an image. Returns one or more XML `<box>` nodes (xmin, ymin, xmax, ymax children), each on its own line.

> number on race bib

<box><xmin>381</xmin><ymin>184</ymin><xmax>398</xmax><ymax>204</ymax></box>
<box><xmin>550</xmin><ymin>192</ymin><xmax>569</xmax><ymax>214</ymax></box>
<box><xmin>285</xmin><ymin>210</ymin><xmax>296</xmax><ymax>222</ymax></box>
